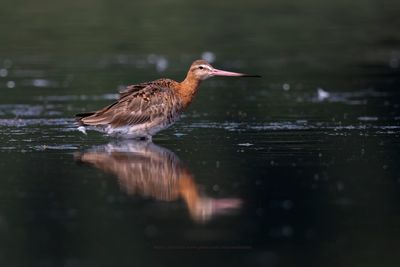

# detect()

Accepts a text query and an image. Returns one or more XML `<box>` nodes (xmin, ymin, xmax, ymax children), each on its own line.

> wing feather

<box><xmin>118</xmin><ymin>82</ymin><xmax>151</xmax><ymax>99</ymax></box>
<box><xmin>80</xmin><ymin>81</ymin><xmax>182</xmax><ymax>128</ymax></box>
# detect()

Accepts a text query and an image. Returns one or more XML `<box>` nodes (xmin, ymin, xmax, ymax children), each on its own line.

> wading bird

<box><xmin>76</xmin><ymin>60</ymin><xmax>259</xmax><ymax>139</ymax></box>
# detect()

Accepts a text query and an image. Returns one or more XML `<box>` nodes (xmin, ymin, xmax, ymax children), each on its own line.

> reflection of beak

<box><xmin>192</xmin><ymin>198</ymin><xmax>242</xmax><ymax>223</ymax></box>
<box><xmin>211</xmin><ymin>68</ymin><xmax>261</xmax><ymax>77</ymax></box>
<box><xmin>212</xmin><ymin>198</ymin><xmax>242</xmax><ymax>211</ymax></box>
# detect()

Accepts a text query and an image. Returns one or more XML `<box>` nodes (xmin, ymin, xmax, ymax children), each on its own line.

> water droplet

<box><xmin>201</xmin><ymin>51</ymin><xmax>216</xmax><ymax>63</ymax></box>
<box><xmin>317</xmin><ymin>88</ymin><xmax>330</xmax><ymax>101</ymax></box>
<box><xmin>6</xmin><ymin>81</ymin><xmax>15</xmax><ymax>88</ymax></box>
<box><xmin>358</xmin><ymin>116</ymin><xmax>378</xmax><ymax>121</ymax></box>
<box><xmin>173</xmin><ymin>132</ymin><xmax>186</xmax><ymax>137</ymax></box>
<box><xmin>32</xmin><ymin>79</ymin><xmax>50</xmax><ymax>87</ymax></box>
<box><xmin>156</xmin><ymin>57</ymin><xmax>168</xmax><ymax>72</ymax></box>
<box><xmin>238</xmin><ymin>143</ymin><xmax>253</xmax><ymax>146</ymax></box>
<box><xmin>212</xmin><ymin>184</ymin><xmax>220</xmax><ymax>192</ymax></box>
<box><xmin>0</xmin><ymin>68</ymin><xmax>8</xmax><ymax>77</ymax></box>
<box><xmin>282</xmin><ymin>83</ymin><xmax>290</xmax><ymax>91</ymax></box>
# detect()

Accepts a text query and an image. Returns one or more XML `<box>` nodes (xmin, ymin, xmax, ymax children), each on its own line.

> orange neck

<box><xmin>177</xmin><ymin>73</ymin><xmax>202</xmax><ymax>109</ymax></box>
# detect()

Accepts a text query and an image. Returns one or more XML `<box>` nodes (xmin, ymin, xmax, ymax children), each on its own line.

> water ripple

<box><xmin>36</xmin><ymin>94</ymin><xmax>118</xmax><ymax>101</ymax></box>
<box><xmin>183</xmin><ymin>121</ymin><xmax>400</xmax><ymax>136</ymax></box>
<box><xmin>0</xmin><ymin>118</ymin><xmax>73</xmax><ymax>127</ymax></box>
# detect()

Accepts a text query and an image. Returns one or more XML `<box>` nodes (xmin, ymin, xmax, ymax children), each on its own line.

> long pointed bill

<box><xmin>211</xmin><ymin>68</ymin><xmax>261</xmax><ymax>77</ymax></box>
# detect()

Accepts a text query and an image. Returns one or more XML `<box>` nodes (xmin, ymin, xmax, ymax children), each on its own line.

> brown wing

<box><xmin>118</xmin><ymin>82</ymin><xmax>152</xmax><ymax>99</ymax></box>
<box><xmin>79</xmin><ymin>82</ymin><xmax>181</xmax><ymax>128</ymax></box>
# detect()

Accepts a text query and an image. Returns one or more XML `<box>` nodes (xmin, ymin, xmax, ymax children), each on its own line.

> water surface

<box><xmin>0</xmin><ymin>1</ymin><xmax>400</xmax><ymax>266</ymax></box>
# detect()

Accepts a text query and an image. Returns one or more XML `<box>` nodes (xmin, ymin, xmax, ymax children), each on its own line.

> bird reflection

<box><xmin>74</xmin><ymin>141</ymin><xmax>241</xmax><ymax>222</ymax></box>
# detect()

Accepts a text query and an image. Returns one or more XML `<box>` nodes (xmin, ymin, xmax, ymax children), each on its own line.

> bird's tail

<box><xmin>75</xmin><ymin>112</ymin><xmax>95</xmax><ymax>125</ymax></box>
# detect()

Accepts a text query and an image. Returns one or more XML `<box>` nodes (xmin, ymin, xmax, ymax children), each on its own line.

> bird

<box><xmin>74</xmin><ymin>141</ymin><xmax>241</xmax><ymax>222</ymax></box>
<box><xmin>76</xmin><ymin>59</ymin><xmax>260</xmax><ymax>139</ymax></box>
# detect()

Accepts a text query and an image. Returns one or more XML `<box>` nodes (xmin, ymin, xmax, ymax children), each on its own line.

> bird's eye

<box><xmin>199</xmin><ymin>66</ymin><xmax>204</xmax><ymax>70</ymax></box>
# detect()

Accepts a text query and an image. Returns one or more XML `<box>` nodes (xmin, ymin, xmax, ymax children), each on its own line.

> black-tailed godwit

<box><xmin>76</xmin><ymin>60</ymin><xmax>259</xmax><ymax>139</ymax></box>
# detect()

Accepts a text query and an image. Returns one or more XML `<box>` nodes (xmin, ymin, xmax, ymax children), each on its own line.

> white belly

<box><xmin>104</xmin><ymin>116</ymin><xmax>180</xmax><ymax>139</ymax></box>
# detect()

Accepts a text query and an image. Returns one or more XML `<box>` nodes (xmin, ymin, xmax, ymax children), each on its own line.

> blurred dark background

<box><xmin>0</xmin><ymin>1</ymin><xmax>400</xmax><ymax>267</ymax></box>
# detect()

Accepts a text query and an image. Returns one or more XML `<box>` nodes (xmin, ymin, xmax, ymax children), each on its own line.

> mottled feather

<box><xmin>75</xmin><ymin>59</ymin><xmax>258</xmax><ymax>138</ymax></box>
<box><xmin>78</xmin><ymin>79</ymin><xmax>183</xmax><ymax>130</ymax></box>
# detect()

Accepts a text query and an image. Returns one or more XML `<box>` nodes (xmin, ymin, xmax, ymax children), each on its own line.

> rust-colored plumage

<box><xmin>76</xmin><ymin>59</ymin><xmax>259</xmax><ymax>139</ymax></box>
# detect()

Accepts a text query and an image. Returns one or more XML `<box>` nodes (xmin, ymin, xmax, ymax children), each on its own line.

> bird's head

<box><xmin>188</xmin><ymin>59</ymin><xmax>260</xmax><ymax>81</ymax></box>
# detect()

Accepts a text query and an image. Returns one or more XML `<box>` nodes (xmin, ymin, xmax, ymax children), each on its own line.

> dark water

<box><xmin>1</xmin><ymin>1</ymin><xmax>400</xmax><ymax>266</ymax></box>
